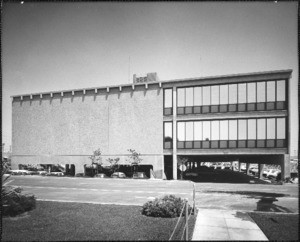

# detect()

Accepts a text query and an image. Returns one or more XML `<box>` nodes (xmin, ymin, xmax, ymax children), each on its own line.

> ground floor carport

<box><xmin>164</xmin><ymin>154</ymin><xmax>290</xmax><ymax>181</ymax></box>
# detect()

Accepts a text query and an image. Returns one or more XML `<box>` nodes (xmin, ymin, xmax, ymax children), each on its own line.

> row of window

<box><xmin>164</xmin><ymin>118</ymin><xmax>286</xmax><ymax>149</ymax></box>
<box><xmin>164</xmin><ymin>101</ymin><xmax>286</xmax><ymax>115</ymax></box>
<box><xmin>164</xmin><ymin>80</ymin><xmax>286</xmax><ymax>115</ymax></box>
<box><xmin>165</xmin><ymin>139</ymin><xmax>286</xmax><ymax>149</ymax></box>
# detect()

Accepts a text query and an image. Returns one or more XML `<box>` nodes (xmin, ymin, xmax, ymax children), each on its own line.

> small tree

<box><xmin>88</xmin><ymin>148</ymin><xmax>103</xmax><ymax>175</ymax></box>
<box><xmin>107</xmin><ymin>158</ymin><xmax>120</xmax><ymax>173</ymax></box>
<box><xmin>178</xmin><ymin>156</ymin><xmax>188</xmax><ymax>180</ymax></box>
<box><xmin>127</xmin><ymin>149</ymin><xmax>143</xmax><ymax>174</ymax></box>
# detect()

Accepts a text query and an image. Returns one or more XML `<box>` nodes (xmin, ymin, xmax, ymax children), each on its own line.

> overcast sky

<box><xmin>2</xmin><ymin>2</ymin><xmax>298</xmax><ymax>155</ymax></box>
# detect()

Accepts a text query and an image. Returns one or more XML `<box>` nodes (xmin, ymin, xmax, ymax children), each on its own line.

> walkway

<box><xmin>192</xmin><ymin>209</ymin><xmax>268</xmax><ymax>241</ymax></box>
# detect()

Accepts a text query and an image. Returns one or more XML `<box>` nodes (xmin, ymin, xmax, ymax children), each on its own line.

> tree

<box><xmin>107</xmin><ymin>158</ymin><xmax>120</xmax><ymax>173</ymax></box>
<box><xmin>88</xmin><ymin>148</ymin><xmax>103</xmax><ymax>175</ymax></box>
<box><xmin>178</xmin><ymin>156</ymin><xmax>188</xmax><ymax>180</ymax></box>
<box><xmin>127</xmin><ymin>149</ymin><xmax>143</xmax><ymax>174</ymax></box>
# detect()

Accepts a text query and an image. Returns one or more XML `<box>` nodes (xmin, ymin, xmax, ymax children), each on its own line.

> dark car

<box><xmin>132</xmin><ymin>172</ymin><xmax>148</xmax><ymax>179</ymax></box>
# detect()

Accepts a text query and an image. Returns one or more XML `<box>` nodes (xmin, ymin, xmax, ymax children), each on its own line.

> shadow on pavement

<box><xmin>202</xmin><ymin>190</ymin><xmax>293</xmax><ymax>213</ymax></box>
<box><xmin>186</xmin><ymin>169</ymin><xmax>270</xmax><ymax>184</ymax></box>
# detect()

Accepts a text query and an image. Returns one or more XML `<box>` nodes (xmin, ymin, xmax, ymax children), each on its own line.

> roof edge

<box><xmin>11</xmin><ymin>69</ymin><xmax>293</xmax><ymax>98</ymax></box>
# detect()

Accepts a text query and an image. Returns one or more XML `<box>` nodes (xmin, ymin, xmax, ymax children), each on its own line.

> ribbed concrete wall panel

<box><xmin>12</xmin><ymin>85</ymin><xmax>163</xmax><ymax>173</ymax></box>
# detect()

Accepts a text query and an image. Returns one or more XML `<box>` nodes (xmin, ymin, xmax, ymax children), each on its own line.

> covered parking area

<box><xmin>166</xmin><ymin>153</ymin><xmax>291</xmax><ymax>181</ymax></box>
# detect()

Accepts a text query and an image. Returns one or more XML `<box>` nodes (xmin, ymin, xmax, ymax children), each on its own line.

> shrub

<box><xmin>141</xmin><ymin>195</ymin><xmax>192</xmax><ymax>218</ymax></box>
<box><xmin>2</xmin><ymin>186</ymin><xmax>36</xmax><ymax>217</ymax></box>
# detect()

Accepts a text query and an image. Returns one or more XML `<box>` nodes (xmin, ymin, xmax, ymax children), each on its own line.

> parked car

<box><xmin>249</xmin><ymin>168</ymin><xmax>259</xmax><ymax>176</ymax></box>
<box><xmin>240</xmin><ymin>164</ymin><xmax>246</xmax><ymax>172</ymax></box>
<box><xmin>75</xmin><ymin>173</ymin><xmax>84</xmax><ymax>177</ymax></box>
<box><xmin>262</xmin><ymin>169</ymin><xmax>270</xmax><ymax>178</ymax></box>
<box><xmin>10</xmin><ymin>170</ymin><xmax>30</xmax><ymax>175</ymax></box>
<box><xmin>266</xmin><ymin>169</ymin><xmax>281</xmax><ymax>179</ymax></box>
<box><xmin>184</xmin><ymin>172</ymin><xmax>198</xmax><ymax>177</ymax></box>
<box><xmin>50</xmin><ymin>172</ymin><xmax>64</xmax><ymax>176</ymax></box>
<box><xmin>111</xmin><ymin>172</ymin><xmax>126</xmax><ymax>178</ymax></box>
<box><xmin>27</xmin><ymin>170</ymin><xmax>39</xmax><ymax>175</ymax></box>
<box><xmin>95</xmin><ymin>173</ymin><xmax>108</xmax><ymax>178</ymax></box>
<box><xmin>38</xmin><ymin>171</ymin><xmax>48</xmax><ymax>175</ymax></box>
<box><xmin>132</xmin><ymin>172</ymin><xmax>148</xmax><ymax>179</ymax></box>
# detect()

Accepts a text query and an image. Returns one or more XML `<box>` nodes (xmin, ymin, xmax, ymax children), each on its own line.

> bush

<box><xmin>2</xmin><ymin>186</ymin><xmax>36</xmax><ymax>217</ymax></box>
<box><xmin>141</xmin><ymin>195</ymin><xmax>192</xmax><ymax>218</ymax></box>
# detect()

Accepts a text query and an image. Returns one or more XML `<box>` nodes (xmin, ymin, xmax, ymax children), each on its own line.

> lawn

<box><xmin>2</xmin><ymin>201</ymin><xmax>196</xmax><ymax>241</ymax></box>
<box><xmin>248</xmin><ymin>212</ymin><xmax>299</xmax><ymax>241</ymax></box>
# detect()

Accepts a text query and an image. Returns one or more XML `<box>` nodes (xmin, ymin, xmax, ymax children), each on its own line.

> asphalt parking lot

<box><xmin>6</xmin><ymin>176</ymin><xmax>298</xmax><ymax>213</ymax></box>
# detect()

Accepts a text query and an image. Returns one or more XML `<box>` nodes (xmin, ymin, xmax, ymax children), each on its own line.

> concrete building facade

<box><xmin>11</xmin><ymin>69</ymin><xmax>293</xmax><ymax>180</ymax></box>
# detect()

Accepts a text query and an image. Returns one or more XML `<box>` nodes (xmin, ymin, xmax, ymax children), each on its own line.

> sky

<box><xmin>2</xmin><ymin>1</ymin><xmax>298</xmax><ymax>155</ymax></box>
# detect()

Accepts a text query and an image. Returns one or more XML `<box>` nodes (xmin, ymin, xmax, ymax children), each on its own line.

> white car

<box><xmin>10</xmin><ymin>170</ymin><xmax>31</xmax><ymax>175</ymax></box>
<box><xmin>38</xmin><ymin>171</ymin><xmax>48</xmax><ymax>175</ymax></box>
<box><xmin>111</xmin><ymin>172</ymin><xmax>126</xmax><ymax>178</ymax></box>
<box><xmin>50</xmin><ymin>172</ymin><xmax>64</xmax><ymax>176</ymax></box>
<box><xmin>249</xmin><ymin>168</ymin><xmax>258</xmax><ymax>176</ymax></box>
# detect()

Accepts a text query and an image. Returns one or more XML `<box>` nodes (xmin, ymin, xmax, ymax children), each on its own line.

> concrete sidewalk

<box><xmin>192</xmin><ymin>209</ymin><xmax>268</xmax><ymax>241</ymax></box>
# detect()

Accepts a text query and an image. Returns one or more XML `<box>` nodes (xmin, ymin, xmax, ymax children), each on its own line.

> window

<box><xmin>247</xmin><ymin>83</ymin><xmax>256</xmax><ymax>103</ymax></box>
<box><xmin>257</xmin><ymin>82</ymin><xmax>266</xmax><ymax>102</ymax></box>
<box><xmin>238</xmin><ymin>120</ymin><xmax>247</xmax><ymax>140</ymax></box>
<box><xmin>185</xmin><ymin>122</ymin><xmax>193</xmax><ymax>141</ymax></box>
<box><xmin>211</xmin><ymin>86</ymin><xmax>219</xmax><ymax>105</ymax></box>
<box><xmin>186</xmin><ymin>88</ymin><xmax>193</xmax><ymax>106</ymax></box>
<box><xmin>277</xmin><ymin>118</ymin><xmax>286</xmax><ymax>139</ymax></box>
<box><xmin>257</xmin><ymin>119</ymin><xmax>266</xmax><ymax>139</ymax></box>
<box><xmin>177</xmin><ymin>88</ymin><xmax>185</xmax><ymax>107</ymax></box>
<box><xmin>194</xmin><ymin>121</ymin><xmax>202</xmax><ymax>140</ymax></box>
<box><xmin>164</xmin><ymin>89</ymin><xmax>172</xmax><ymax>115</ymax></box>
<box><xmin>247</xmin><ymin>119</ymin><xmax>256</xmax><ymax>140</ymax></box>
<box><xmin>211</xmin><ymin>121</ymin><xmax>219</xmax><ymax>140</ymax></box>
<box><xmin>277</xmin><ymin>80</ymin><xmax>285</xmax><ymax>101</ymax></box>
<box><xmin>229</xmin><ymin>84</ymin><xmax>237</xmax><ymax>104</ymax></box>
<box><xmin>194</xmin><ymin>87</ymin><xmax>202</xmax><ymax>106</ymax></box>
<box><xmin>220</xmin><ymin>85</ymin><xmax>228</xmax><ymax>104</ymax></box>
<box><xmin>164</xmin><ymin>122</ymin><xmax>172</xmax><ymax>148</ymax></box>
<box><xmin>238</xmin><ymin>84</ymin><xmax>247</xmax><ymax>104</ymax></box>
<box><xmin>203</xmin><ymin>121</ymin><xmax>211</xmax><ymax>141</ymax></box>
<box><xmin>177</xmin><ymin>122</ymin><xmax>185</xmax><ymax>141</ymax></box>
<box><xmin>203</xmin><ymin>86</ymin><xmax>211</xmax><ymax>105</ymax></box>
<box><xmin>164</xmin><ymin>89</ymin><xmax>172</xmax><ymax>108</ymax></box>
<box><xmin>220</xmin><ymin>120</ymin><xmax>228</xmax><ymax>140</ymax></box>
<box><xmin>267</xmin><ymin>81</ymin><xmax>276</xmax><ymax>102</ymax></box>
<box><xmin>229</xmin><ymin>120</ymin><xmax>237</xmax><ymax>140</ymax></box>
<box><xmin>267</xmin><ymin>118</ymin><xmax>276</xmax><ymax>139</ymax></box>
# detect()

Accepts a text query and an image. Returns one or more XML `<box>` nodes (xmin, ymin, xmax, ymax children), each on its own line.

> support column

<box><xmin>246</xmin><ymin>163</ymin><xmax>251</xmax><ymax>175</ymax></box>
<box><xmin>281</xmin><ymin>154</ymin><xmax>291</xmax><ymax>181</ymax></box>
<box><xmin>258</xmin><ymin>164</ymin><xmax>264</xmax><ymax>179</ymax></box>
<box><xmin>238</xmin><ymin>160</ymin><xmax>242</xmax><ymax>172</ymax></box>
<box><xmin>172</xmin><ymin>86</ymin><xmax>177</xmax><ymax>180</ymax></box>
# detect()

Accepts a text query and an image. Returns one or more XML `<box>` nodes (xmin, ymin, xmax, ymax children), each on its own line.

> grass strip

<box><xmin>248</xmin><ymin>212</ymin><xmax>299</xmax><ymax>241</ymax></box>
<box><xmin>3</xmin><ymin>200</ymin><xmax>196</xmax><ymax>241</ymax></box>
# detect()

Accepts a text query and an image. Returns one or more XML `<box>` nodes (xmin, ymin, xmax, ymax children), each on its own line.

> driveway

<box><xmin>6</xmin><ymin>176</ymin><xmax>298</xmax><ymax>213</ymax></box>
<box><xmin>6</xmin><ymin>176</ymin><xmax>195</xmax><ymax>206</ymax></box>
